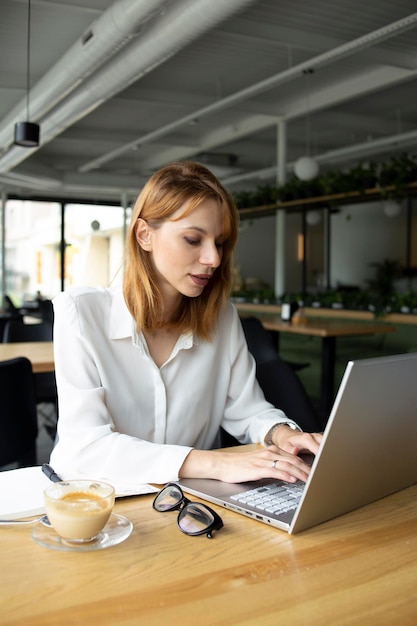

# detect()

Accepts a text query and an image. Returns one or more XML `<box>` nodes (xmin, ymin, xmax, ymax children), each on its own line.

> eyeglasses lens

<box><xmin>153</xmin><ymin>484</ymin><xmax>184</xmax><ymax>511</ymax></box>
<box><xmin>153</xmin><ymin>483</ymin><xmax>223</xmax><ymax>538</ymax></box>
<box><xmin>178</xmin><ymin>503</ymin><xmax>215</xmax><ymax>534</ymax></box>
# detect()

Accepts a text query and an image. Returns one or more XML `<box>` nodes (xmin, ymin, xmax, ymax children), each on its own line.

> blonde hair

<box><xmin>123</xmin><ymin>161</ymin><xmax>239</xmax><ymax>340</ymax></box>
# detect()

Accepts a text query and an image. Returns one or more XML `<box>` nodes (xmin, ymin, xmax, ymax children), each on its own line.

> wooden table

<box><xmin>2</xmin><ymin>449</ymin><xmax>417</xmax><ymax>625</ymax></box>
<box><xmin>237</xmin><ymin>306</ymin><xmax>395</xmax><ymax>417</ymax></box>
<box><xmin>0</xmin><ymin>341</ymin><xmax>54</xmax><ymax>373</ymax></box>
<box><xmin>233</xmin><ymin>300</ymin><xmax>417</xmax><ymax>325</ymax></box>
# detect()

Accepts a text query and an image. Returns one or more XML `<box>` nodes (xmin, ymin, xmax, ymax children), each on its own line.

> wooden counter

<box><xmin>0</xmin><ymin>342</ymin><xmax>54</xmax><ymax>373</ymax></box>
<box><xmin>2</xmin><ymin>452</ymin><xmax>417</xmax><ymax>625</ymax></box>
<box><xmin>235</xmin><ymin>301</ymin><xmax>417</xmax><ymax>324</ymax></box>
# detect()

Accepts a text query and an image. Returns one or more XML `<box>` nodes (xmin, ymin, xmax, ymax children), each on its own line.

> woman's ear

<box><xmin>135</xmin><ymin>218</ymin><xmax>153</xmax><ymax>251</ymax></box>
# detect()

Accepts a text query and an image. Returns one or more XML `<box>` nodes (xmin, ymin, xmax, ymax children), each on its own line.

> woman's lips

<box><xmin>189</xmin><ymin>274</ymin><xmax>211</xmax><ymax>287</ymax></box>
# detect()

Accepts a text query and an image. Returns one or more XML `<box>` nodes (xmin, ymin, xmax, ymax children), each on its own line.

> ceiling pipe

<box><xmin>0</xmin><ymin>0</ymin><xmax>170</xmax><ymax>153</ymax></box>
<box><xmin>2</xmin><ymin>7</ymin><xmax>417</xmax><ymax>184</ymax></box>
<box><xmin>6</xmin><ymin>125</ymin><xmax>416</xmax><ymax>196</ymax></box>
<box><xmin>79</xmin><ymin>11</ymin><xmax>417</xmax><ymax>173</ymax></box>
<box><xmin>0</xmin><ymin>0</ymin><xmax>256</xmax><ymax>174</ymax></box>
<box><xmin>314</xmin><ymin>128</ymin><xmax>417</xmax><ymax>163</ymax></box>
<box><xmin>0</xmin><ymin>170</ymin><xmax>60</xmax><ymax>190</ymax></box>
<box><xmin>222</xmin><ymin>127</ymin><xmax>417</xmax><ymax>186</ymax></box>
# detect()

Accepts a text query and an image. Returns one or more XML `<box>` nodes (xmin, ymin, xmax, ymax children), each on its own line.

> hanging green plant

<box><xmin>234</xmin><ymin>153</ymin><xmax>417</xmax><ymax>210</ymax></box>
<box><xmin>344</xmin><ymin>162</ymin><xmax>378</xmax><ymax>194</ymax></box>
<box><xmin>378</xmin><ymin>153</ymin><xmax>417</xmax><ymax>199</ymax></box>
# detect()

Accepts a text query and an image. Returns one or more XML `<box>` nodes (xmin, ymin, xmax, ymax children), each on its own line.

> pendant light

<box><xmin>383</xmin><ymin>199</ymin><xmax>402</xmax><ymax>217</ymax></box>
<box><xmin>306</xmin><ymin>209</ymin><xmax>322</xmax><ymax>226</ymax></box>
<box><xmin>294</xmin><ymin>69</ymin><xmax>319</xmax><ymax>181</ymax></box>
<box><xmin>14</xmin><ymin>0</ymin><xmax>40</xmax><ymax>147</ymax></box>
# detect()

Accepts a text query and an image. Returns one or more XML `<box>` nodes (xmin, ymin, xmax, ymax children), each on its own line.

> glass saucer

<box><xmin>31</xmin><ymin>513</ymin><xmax>133</xmax><ymax>552</ymax></box>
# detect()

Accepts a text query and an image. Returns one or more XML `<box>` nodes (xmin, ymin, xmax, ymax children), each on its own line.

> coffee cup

<box><xmin>281</xmin><ymin>300</ymin><xmax>299</xmax><ymax>322</ymax></box>
<box><xmin>44</xmin><ymin>480</ymin><xmax>115</xmax><ymax>543</ymax></box>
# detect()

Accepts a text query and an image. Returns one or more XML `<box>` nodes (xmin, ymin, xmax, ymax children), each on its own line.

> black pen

<box><xmin>42</xmin><ymin>463</ymin><xmax>63</xmax><ymax>483</ymax></box>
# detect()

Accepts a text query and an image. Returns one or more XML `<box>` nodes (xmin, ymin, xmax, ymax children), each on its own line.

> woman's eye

<box><xmin>215</xmin><ymin>241</ymin><xmax>224</xmax><ymax>250</ymax></box>
<box><xmin>185</xmin><ymin>237</ymin><xmax>200</xmax><ymax>246</ymax></box>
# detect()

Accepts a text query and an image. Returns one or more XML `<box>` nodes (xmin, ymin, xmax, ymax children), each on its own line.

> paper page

<box><xmin>0</xmin><ymin>466</ymin><xmax>50</xmax><ymax>520</ymax></box>
<box><xmin>108</xmin><ymin>481</ymin><xmax>158</xmax><ymax>498</ymax></box>
<box><xmin>0</xmin><ymin>466</ymin><xmax>158</xmax><ymax>520</ymax></box>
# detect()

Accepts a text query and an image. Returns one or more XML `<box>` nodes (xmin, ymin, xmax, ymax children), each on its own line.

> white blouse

<box><xmin>50</xmin><ymin>285</ymin><xmax>294</xmax><ymax>484</ymax></box>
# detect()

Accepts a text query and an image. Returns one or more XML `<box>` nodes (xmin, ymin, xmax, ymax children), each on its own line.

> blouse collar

<box><xmin>108</xmin><ymin>286</ymin><xmax>199</xmax><ymax>350</ymax></box>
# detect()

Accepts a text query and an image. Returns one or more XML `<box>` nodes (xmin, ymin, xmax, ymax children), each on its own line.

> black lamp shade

<box><xmin>14</xmin><ymin>121</ymin><xmax>40</xmax><ymax>147</ymax></box>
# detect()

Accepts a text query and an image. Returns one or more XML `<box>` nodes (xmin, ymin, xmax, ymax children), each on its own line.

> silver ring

<box><xmin>272</xmin><ymin>459</ymin><xmax>279</xmax><ymax>469</ymax></box>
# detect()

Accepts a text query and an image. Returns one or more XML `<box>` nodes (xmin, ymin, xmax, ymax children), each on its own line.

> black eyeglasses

<box><xmin>152</xmin><ymin>483</ymin><xmax>224</xmax><ymax>538</ymax></box>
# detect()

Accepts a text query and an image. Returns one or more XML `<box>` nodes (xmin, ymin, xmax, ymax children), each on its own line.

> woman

<box><xmin>50</xmin><ymin>161</ymin><xmax>322</xmax><ymax>485</ymax></box>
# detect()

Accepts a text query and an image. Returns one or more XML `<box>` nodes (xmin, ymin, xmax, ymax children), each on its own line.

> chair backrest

<box><xmin>240</xmin><ymin>316</ymin><xmax>322</xmax><ymax>432</ymax></box>
<box><xmin>0</xmin><ymin>357</ymin><xmax>38</xmax><ymax>467</ymax></box>
<box><xmin>3</xmin><ymin>320</ymin><xmax>53</xmax><ymax>343</ymax></box>
<box><xmin>2</xmin><ymin>319</ymin><xmax>57</xmax><ymax>411</ymax></box>
<box><xmin>3</xmin><ymin>294</ymin><xmax>19</xmax><ymax>313</ymax></box>
<box><xmin>239</xmin><ymin>316</ymin><xmax>278</xmax><ymax>364</ymax></box>
<box><xmin>37</xmin><ymin>299</ymin><xmax>54</xmax><ymax>323</ymax></box>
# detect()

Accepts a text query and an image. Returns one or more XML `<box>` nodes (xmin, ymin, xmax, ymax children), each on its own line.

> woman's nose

<box><xmin>200</xmin><ymin>243</ymin><xmax>221</xmax><ymax>268</ymax></box>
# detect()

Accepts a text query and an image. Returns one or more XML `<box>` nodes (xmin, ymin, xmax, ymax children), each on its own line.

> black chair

<box><xmin>37</xmin><ymin>299</ymin><xmax>54</xmax><ymax>324</ymax></box>
<box><xmin>1</xmin><ymin>294</ymin><xmax>24</xmax><ymax>342</ymax></box>
<box><xmin>3</xmin><ymin>319</ymin><xmax>57</xmax><ymax>439</ymax></box>
<box><xmin>0</xmin><ymin>357</ymin><xmax>38</xmax><ymax>468</ymax></box>
<box><xmin>3</xmin><ymin>319</ymin><xmax>53</xmax><ymax>343</ymax></box>
<box><xmin>219</xmin><ymin>317</ymin><xmax>321</xmax><ymax>446</ymax></box>
<box><xmin>0</xmin><ymin>313</ymin><xmax>23</xmax><ymax>344</ymax></box>
<box><xmin>240</xmin><ymin>317</ymin><xmax>322</xmax><ymax>432</ymax></box>
<box><xmin>240</xmin><ymin>316</ymin><xmax>278</xmax><ymax>363</ymax></box>
<box><xmin>254</xmin><ymin>359</ymin><xmax>321</xmax><ymax>431</ymax></box>
<box><xmin>239</xmin><ymin>315</ymin><xmax>309</xmax><ymax>372</ymax></box>
<box><xmin>3</xmin><ymin>294</ymin><xmax>20</xmax><ymax>314</ymax></box>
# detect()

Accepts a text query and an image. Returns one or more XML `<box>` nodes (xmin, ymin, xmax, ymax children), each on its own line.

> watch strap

<box><xmin>264</xmin><ymin>421</ymin><xmax>302</xmax><ymax>446</ymax></box>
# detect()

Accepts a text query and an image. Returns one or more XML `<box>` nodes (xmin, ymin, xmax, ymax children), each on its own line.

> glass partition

<box><xmin>63</xmin><ymin>203</ymin><xmax>127</xmax><ymax>291</ymax></box>
<box><xmin>2</xmin><ymin>199</ymin><xmax>130</xmax><ymax>309</ymax></box>
<box><xmin>4</xmin><ymin>199</ymin><xmax>61</xmax><ymax>307</ymax></box>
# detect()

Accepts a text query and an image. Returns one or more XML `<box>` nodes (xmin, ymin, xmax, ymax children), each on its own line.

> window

<box><xmin>2</xmin><ymin>199</ymin><xmax>130</xmax><ymax>307</ymax></box>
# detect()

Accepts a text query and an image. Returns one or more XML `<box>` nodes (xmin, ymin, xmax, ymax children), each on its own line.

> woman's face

<box><xmin>136</xmin><ymin>198</ymin><xmax>225</xmax><ymax>304</ymax></box>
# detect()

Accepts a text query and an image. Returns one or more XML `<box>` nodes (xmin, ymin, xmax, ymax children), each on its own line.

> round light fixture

<box><xmin>383</xmin><ymin>200</ymin><xmax>402</xmax><ymax>217</ymax></box>
<box><xmin>306</xmin><ymin>210</ymin><xmax>322</xmax><ymax>226</ymax></box>
<box><xmin>294</xmin><ymin>156</ymin><xmax>319</xmax><ymax>181</ymax></box>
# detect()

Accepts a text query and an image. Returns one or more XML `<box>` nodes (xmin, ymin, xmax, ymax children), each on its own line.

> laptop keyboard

<box><xmin>230</xmin><ymin>482</ymin><xmax>304</xmax><ymax>515</ymax></box>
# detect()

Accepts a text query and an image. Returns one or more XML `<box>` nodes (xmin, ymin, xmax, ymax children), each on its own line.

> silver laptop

<box><xmin>179</xmin><ymin>352</ymin><xmax>417</xmax><ymax>534</ymax></box>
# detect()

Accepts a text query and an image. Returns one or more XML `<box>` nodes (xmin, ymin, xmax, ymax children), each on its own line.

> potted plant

<box><xmin>378</xmin><ymin>153</ymin><xmax>417</xmax><ymax>200</ymax></box>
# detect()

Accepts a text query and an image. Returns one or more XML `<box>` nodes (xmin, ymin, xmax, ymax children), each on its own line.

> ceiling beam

<box><xmin>78</xmin><ymin>12</ymin><xmax>417</xmax><ymax>173</ymax></box>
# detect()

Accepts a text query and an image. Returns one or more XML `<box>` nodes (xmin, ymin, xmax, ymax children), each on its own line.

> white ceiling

<box><xmin>1</xmin><ymin>0</ymin><xmax>417</xmax><ymax>203</ymax></box>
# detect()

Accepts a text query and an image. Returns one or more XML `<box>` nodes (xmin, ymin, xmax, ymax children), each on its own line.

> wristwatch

<box><xmin>264</xmin><ymin>421</ymin><xmax>302</xmax><ymax>446</ymax></box>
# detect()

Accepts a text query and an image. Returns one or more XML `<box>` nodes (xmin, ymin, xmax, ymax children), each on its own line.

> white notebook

<box><xmin>0</xmin><ymin>466</ymin><xmax>158</xmax><ymax>520</ymax></box>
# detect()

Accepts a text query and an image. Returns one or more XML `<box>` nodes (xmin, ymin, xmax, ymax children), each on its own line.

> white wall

<box><xmin>234</xmin><ymin>215</ymin><xmax>276</xmax><ymax>288</ymax></box>
<box><xmin>234</xmin><ymin>199</ymin><xmax>413</xmax><ymax>296</ymax></box>
<box><xmin>330</xmin><ymin>201</ymin><xmax>407</xmax><ymax>289</ymax></box>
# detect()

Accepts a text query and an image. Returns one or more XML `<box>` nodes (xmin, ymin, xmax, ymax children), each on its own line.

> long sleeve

<box><xmin>50</xmin><ymin>286</ymin><xmax>294</xmax><ymax>484</ymax></box>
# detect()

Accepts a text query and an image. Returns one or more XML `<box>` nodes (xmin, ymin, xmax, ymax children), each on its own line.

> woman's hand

<box><xmin>271</xmin><ymin>425</ymin><xmax>323</xmax><ymax>457</ymax></box>
<box><xmin>179</xmin><ymin>436</ymin><xmax>322</xmax><ymax>485</ymax></box>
